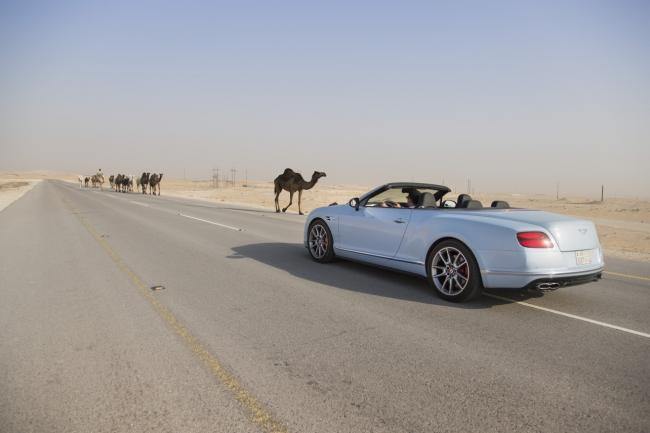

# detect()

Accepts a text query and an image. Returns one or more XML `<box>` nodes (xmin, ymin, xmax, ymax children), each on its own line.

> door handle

<box><xmin>394</xmin><ymin>218</ymin><xmax>406</xmax><ymax>224</ymax></box>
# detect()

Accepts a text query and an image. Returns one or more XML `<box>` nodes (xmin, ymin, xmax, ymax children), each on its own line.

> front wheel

<box><xmin>307</xmin><ymin>220</ymin><xmax>335</xmax><ymax>263</ymax></box>
<box><xmin>426</xmin><ymin>240</ymin><xmax>482</xmax><ymax>302</ymax></box>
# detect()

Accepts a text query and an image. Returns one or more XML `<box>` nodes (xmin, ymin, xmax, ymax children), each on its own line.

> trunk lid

<box><xmin>546</xmin><ymin>219</ymin><xmax>600</xmax><ymax>251</ymax></box>
<box><xmin>468</xmin><ymin>210</ymin><xmax>600</xmax><ymax>251</ymax></box>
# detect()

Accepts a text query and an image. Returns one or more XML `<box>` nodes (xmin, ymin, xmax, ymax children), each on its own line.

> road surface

<box><xmin>1</xmin><ymin>180</ymin><xmax>649</xmax><ymax>433</ymax></box>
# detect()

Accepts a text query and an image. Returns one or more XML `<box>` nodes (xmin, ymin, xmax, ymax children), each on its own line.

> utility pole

<box><xmin>245</xmin><ymin>168</ymin><xmax>248</xmax><ymax>186</ymax></box>
<box><xmin>556</xmin><ymin>182</ymin><xmax>559</xmax><ymax>200</ymax></box>
<box><xmin>601</xmin><ymin>185</ymin><xmax>604</xmax><ymax>202</ymax></box>
<box><xmin>212</xmin><ymin>168</ymin><xmax>220</xmax><ymax>188</ymax></box>
<box><xmin>231</xmin><ymin>168</ymin><xmax>236</xmax><ymax>187</ymax></box>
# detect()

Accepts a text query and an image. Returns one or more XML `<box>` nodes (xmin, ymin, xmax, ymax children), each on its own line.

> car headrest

<box><xmin>418</xmin><ymin>192</ymin><xmax>437</xmax><ymax>208</ymax></box>
<box><xmin>466</xmin><ymin>200</ymin><xmax>483</xmax><ymax>209</ymax></box>
<box><xmin>491</xmin><ymin>200</ymin><xmax>510</xmax><ymax>209</ymax></box>
<box><xmin>457</xmin><ymin>194</ymin><xmax>472</xmax><ymax>208</ymax></box>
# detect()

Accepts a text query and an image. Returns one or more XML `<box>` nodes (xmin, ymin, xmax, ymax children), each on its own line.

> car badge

<box><xmin>578</xmin><ymin>228</ymin><xmax>588</xmax><ymax>235</ymax></box>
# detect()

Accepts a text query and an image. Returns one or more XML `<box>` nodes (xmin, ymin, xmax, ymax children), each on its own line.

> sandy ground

<box><xmin>0</xmin><ymin>179</ymin><xmax>41</xmax><ymax>213</ymax></box>
<box><xmin>2</xmin><ymin>171</ymin><xmax>648</xmax><ymax>262</ymax></box>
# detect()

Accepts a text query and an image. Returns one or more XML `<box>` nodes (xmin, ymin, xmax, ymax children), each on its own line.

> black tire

<box><xmin>307</xmin><ymin>220</ymin><xmax>335</xmax><ymax>263</ymax></box>
<box><xmin>426</xmin><ymin>239</ymin><xmax>482</xmax><ymax>302</ymax></box>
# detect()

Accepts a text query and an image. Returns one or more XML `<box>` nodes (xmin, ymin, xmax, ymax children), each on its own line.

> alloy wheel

<box><xmin>431</xmin><ymin>246</ymin><xmax>470</xmax><ymax>296</ymax></box>
<box><xmin>309</xmin><ymin>224</ymin><xmax>329</xmax><ymax>259</ymax></box>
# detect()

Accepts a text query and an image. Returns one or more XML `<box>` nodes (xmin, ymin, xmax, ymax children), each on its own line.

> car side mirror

<box><xmin>349</xmin><ymin>197</ymin><xmax>360</xmax><ymax>211</ymax></box>
<box><xmin>442</xmin><ymin>200</ymin><xmax>456</xmax><ymax>208</ymax></box>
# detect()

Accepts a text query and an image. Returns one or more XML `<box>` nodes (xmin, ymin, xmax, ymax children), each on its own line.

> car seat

<box><xmin>418</xmin><ymin>192</ymin><xmax>437</xmax><ymax>208</ymax></box>
<box><xmin>491</xmin><ymin>200</ymin><xmax>510</xmax><ymax>208</ymax></box>
<box><xmin>457</xmin><ymin>194</ymin><xmax>472</xmax><ymax>208</ymax></box>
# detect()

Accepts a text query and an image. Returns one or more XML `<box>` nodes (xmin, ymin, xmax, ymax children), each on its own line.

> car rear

<box><xmin>472</xmin><ymin>210</ymin><xmax>604</xmax><ymax>289</ymax></box>
<box><xmin>517</xmin><ymin>219</ymin><xmax>603</xmax><ymax>288</ymax></box>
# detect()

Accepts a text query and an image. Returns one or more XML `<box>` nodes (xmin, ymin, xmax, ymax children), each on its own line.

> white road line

<box><xmin>130</xmin><ymin>200</ymin><xmax>150</xmax><ymax>207</ymax></box>
<box><xmin>484</xmin><ymin>293</ymin><xmax>650</xmax><ymax>339</ymax></box>
<box><xmin>604</xmin><ymin>271</ymin><xmax>650</xmax><ymax>282</ymax></box>
<box><xmin>179</xmin><ymin>213</ymin><xmax>242</xmax><ymax>231</ymax></box>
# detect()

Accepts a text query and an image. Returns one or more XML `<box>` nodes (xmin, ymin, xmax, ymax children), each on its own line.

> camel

<box><xmin>149</xmin><ymin>173</ymin><xmax>163</xmax><ymax>196</ymax></box>
<box><xmin>115</xmin><ymin>174</ymin><xmax>130</xmax><ymax>192</ymax></box>
<box><xmin>274</xmin><ymin>168</ymin><xmax>326</xmax><ymax>215</ymax></box>
<box><xmin>91</xmin><ymin>173</ymin><xmax>104</xmax><ymax>190</ymax></box>
<box><xmin>109</xmin><ymin>175</ymin><xmax>115</xmax><ymax>190</ymax></box>
<box><xmin>114</xmin><ymin>174</ymin><xmax>122</xmax><ymax>191</ymax></box>
<box><xmin>140</xmin><ymin>173</ymin><xmax>150</xmax><ymax>194</ymax></box>
<box><xmin>78</xmin><ymin>175</ymin><xmax>85</xmax><ymax>188</ymax></box>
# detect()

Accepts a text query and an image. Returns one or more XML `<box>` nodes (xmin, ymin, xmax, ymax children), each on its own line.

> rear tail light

<box><xmin>517</xmin><ymin>231</ymin><xmax>554</xmax><ymax>248</ymax></box>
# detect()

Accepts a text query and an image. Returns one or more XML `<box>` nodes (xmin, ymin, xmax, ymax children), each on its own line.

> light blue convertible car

<box><xmin>304</xmin><ymin>183</ymin><xmax>604</xmax><ymax>302</ymax></box>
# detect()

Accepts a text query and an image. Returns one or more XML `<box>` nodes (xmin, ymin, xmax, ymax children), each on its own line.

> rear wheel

<box><xmin>308</xmin><ymin>220</ymin><xmax>335</xmax><ymax>263</ymax></box>
<box><xmin>426</xmin><ymin>240</ymin><xmax>482</xmax><ymax>302</ymax></box>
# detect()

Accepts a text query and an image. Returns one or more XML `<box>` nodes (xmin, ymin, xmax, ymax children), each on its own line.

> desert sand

<box><xmin>1</xmin><ymin>171</ymin><xmax>648</xmax><ymax>262</ymax></box>
<box><xmin>0</xmin><ymin>179</ymin><xmax>41</xmax><ymax>213</ymax></box>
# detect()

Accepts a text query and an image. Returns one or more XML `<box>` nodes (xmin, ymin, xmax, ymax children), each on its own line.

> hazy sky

<box><xmin>1</xmin><ymin>0</ymin><xmax>649</xmax><ymax>197</ymax></box>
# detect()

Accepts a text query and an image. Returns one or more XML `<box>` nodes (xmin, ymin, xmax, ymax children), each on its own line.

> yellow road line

<box><xmin>603</xmin><ymin>271</ymin><xmax>650</xmax><ymax>282</ymax></box>
<box><xmin>62</xmin><ymin>198</ymin><xmax>288</xmax><ymax>433</ymax></box>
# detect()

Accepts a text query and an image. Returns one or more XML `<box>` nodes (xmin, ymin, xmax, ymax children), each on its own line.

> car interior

<box><xmin>364</xmin><ymin>187</ymin><xmax>510</xmax><ymax>210</ymax></box>
<box><xmin>455</xmin><ymin>193</ymin><xmax>510</xmax><ymax>209</ymax></box>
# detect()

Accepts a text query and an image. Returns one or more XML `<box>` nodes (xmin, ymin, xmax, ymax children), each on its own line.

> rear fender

<box><xmin>396</xmin><ymin>215</ymin><xmax>537</xmax><ymax>271</ymax></box>
<box><xmin>424</xmin><ymin>232</ymin><xmax>488</xmax><ymax>273</ymax></box>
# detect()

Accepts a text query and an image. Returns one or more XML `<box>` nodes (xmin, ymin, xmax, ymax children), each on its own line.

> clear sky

<box><xmin>1</xmin><ymin>0</ymin><xmax>649</xmax><ymax>197</ymax></box>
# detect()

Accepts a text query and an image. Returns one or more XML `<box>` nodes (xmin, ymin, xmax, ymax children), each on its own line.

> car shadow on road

<box><xmin>229</xmin><ymin>242</ymin><xmax>550</xmax><ymax>309</ymax></box>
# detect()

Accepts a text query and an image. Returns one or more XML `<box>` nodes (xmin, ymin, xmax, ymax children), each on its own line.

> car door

<box><xmin>339</xmin><ymin>207</ymin><xmax>412</xmax><ymax>258</ymax></box>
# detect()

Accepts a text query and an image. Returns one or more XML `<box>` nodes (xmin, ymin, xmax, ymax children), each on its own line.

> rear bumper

<box><xmin>481</xmin><ymin>266</ymin><xmax>605</xmax><ymax>289</ymax></box>
<box><xmin>523</xmin><ymin>269</ymin><xmax>602</xmax><ymax>290</ymax></box>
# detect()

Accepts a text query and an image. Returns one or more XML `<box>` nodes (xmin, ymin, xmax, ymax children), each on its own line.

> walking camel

<box><xmin>139</xmin><ymin>173</ymin><xmax>150</xmax><ymax>194</ymax></box>
<box><xmin>149</xmin><ymin>173</ymin><xmax>163</xmax><ymax>196</ymax></box>
<box><xmin>91</xmin><ymin>173</ymin><xmax>104</xmax><ymax>190</ymax></box>
<box><xmin>274</xmin><ymin>168</ymin><xmax>326</xmax><ymax>215</ymax></box>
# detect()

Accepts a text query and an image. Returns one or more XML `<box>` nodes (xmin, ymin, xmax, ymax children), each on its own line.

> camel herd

<box><xmin>78</xmin><ymin>171</ymin><xmax>163</xmax><ymax>195</ymax></box>
<box><xmin>78</xmin><ymin>173</ymin><xmax>105</xmax><ymax>189</ymax></box>
<box><xmin>109</xmin><ymin>173</ymin><xmax>163</xmax><ymax>195</ymax></box>
<box><xmin>77</xmin><ymin>167</ymin><xmax>327</xmax><ymax>213</ymax></box>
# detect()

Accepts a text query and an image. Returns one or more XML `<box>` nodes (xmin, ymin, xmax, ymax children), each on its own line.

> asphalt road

<box><xmin>1</xmin><ymin>180</ymin><xmax>649</xmax><ymax>433</ymax></box>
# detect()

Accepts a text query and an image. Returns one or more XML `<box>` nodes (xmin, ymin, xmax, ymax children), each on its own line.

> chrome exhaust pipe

<box><xmin>536</xmin><ymin>282</ymin><xmax>560</xmax><ymax>291</ymax></box>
